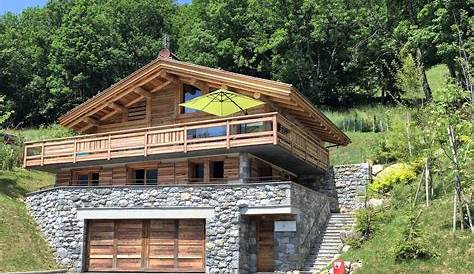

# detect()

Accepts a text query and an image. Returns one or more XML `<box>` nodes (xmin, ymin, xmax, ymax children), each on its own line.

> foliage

<box><xmin>393</xmin><ymin>210</ymin><xmax>439</xmax><ymax>261</ymax></box>
<box><xmin>347</xmin><ymin>207</ymin><xmax>383</xmax><ymax>248</ymax></box>
<box><xmin>0</xmin><ymin>95</ymin><xmax>12</xmax><ymax>126</ymax></box>
<box><xmin>0</xmin><ymin>143</ymin><xmax>19</xmax><ymax>170</ymax></box>
<box><xmin>329</xmin><ymin>132</ymin><xmax>379</xmax><ymax>165</ymax></box>
<box><xmin>369</xmin><ymin>163</ymin><xmax>417</xmax><ymax>194</ymax></box>
<box><xmin>0</xmin><ymin>0</ymin><xmax>471</xmax><ymax>125</ymax></box>
<box><xmin>0</xmin><ymin>168</ymin><xmax>57</xmax><ymax>271</ymax></box>
<box><xmin>342</xmin><ymin>188</ymin><xmax>473</xmax><ymax>273</ymax></box>
<box><xmin>396</xmin><ymin>53</ymin><xmax>424</xmax><ymax>100</ymax></box>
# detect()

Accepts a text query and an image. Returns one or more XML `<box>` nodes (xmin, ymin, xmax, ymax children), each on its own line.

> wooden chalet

<box><xmin>24</xmin><ymin>50</ymin><xmax>349</xmax><ymax>273</ymax></box>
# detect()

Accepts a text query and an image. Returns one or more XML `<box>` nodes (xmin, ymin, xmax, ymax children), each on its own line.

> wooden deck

<box><xmin>24</xmin><ymin>112</ymin><xmax>329</xmax><ymax>170</ymax></box>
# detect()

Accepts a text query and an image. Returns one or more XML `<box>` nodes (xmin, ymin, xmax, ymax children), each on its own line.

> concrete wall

<box><xmin>26</xmin><ymin>182</ymin><xmax>330</xmax><ymax>273</ymax></box>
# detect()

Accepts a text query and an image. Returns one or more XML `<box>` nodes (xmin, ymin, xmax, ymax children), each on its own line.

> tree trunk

<box><xmin>447</xmin><ymin>124</ymin><xmax>474</xmax><ymax>233</ymax></box>
<box><xmin>425</xmin><ymin>157</ymin><xmax>431</xmax><ymax>206</ymax></box>
<box><xmin>416</xmin><ymin>48</ymin><xmax>433</xmax><ymax>101</ymax></box>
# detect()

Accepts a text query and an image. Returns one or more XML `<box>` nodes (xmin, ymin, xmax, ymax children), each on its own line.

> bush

<box><xmin>0</xmin><ymin>143</ymin><xmax>20</xmax><ymax>170</ymax></box>
<box><xmin>345</xmin><ymin>207</ymin><xmax>382</xmax><ymax>248</ymax></box>
<box><xmin>369</xmin><ymin>163</ymin><xmax>416</xmax><ymax>194</ymax></box>
<box><xmin>393</xmin><ymin>210</ymin><xmax>438</xmax><ymax>261</ymax></box>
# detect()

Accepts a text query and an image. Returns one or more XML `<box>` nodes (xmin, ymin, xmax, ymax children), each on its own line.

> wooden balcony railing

<box><xmin>24</xmin><ymin>112</ymin><xmax>329</xmax><ymax>170</ymax></box>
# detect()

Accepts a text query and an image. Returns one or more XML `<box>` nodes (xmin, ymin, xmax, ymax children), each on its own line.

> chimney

<box><xmin>158</xmin><ymin>33</ymin><xmax>179</xmax><ymax>60</ymax></box>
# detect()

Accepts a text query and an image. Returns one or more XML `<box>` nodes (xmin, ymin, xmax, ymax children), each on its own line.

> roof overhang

<box><xmin>58</xmin><ymin>57</ymin><xmax>350</xmax><ymax>145</ymax></box>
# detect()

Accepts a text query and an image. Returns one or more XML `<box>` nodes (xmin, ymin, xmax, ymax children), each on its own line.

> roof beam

<box><xmin>135</xmin><ymin>86</ymin><xmax>152</xmax><ymax>98</ymax></box>
<box><xmin>150</xmin><ymin>80</ymin><xmax>171</xmax><ymax>93</ymax></box>
<box><xmin>125</xmin><ymin>95</ymin><xmax>145</xmax><ymax>108</ymax></box>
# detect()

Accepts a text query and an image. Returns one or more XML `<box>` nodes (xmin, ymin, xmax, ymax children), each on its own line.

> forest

<box><xmin>0</xmin><ymin>0</ymin><xmax>472</xmax><ymax>127</ymax></box>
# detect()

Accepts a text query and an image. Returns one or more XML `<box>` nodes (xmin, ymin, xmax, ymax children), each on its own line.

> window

<box><xmin>190</xmin><ymin>162</ymin><xmax>205</xmax><ymax>182</ymax></box>
<box><xmin>181</xmin><ymin>84</ymin><xmax>202</xmax><ymax>114</ymax></box>
<box><xmin>132</xmin><ymin>169</ymin><xmax>158</xmax><ymax>185</ymax></box>
<box><xmin>211</xmin><ymin>161</ymin><xmax>224</xmax><ymax>181</ymax></box>
<box><xmin>187</xmin><ymin>126</ymin><xmax>226</xmax><ymax>139</ymax></box>
<box><xmin>75</xmin><ymin>172</ymin><xmax>100</xmax><ymax>186</ymax></box>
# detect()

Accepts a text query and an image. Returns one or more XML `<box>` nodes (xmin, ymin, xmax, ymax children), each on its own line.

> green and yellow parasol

<box><xmin>179</xmin><ymin>89</ymin><xmax>264</xmax><ymax>116</ymax></box>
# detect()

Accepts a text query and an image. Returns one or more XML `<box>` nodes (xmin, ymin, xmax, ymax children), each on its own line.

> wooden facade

<box><xmin>23</xmin><ymin>54</ymin><xmax>349</xmax><ymax>184</ymax></box>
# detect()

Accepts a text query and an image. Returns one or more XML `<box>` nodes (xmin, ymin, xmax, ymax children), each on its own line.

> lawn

<box><xmin>0</xmin><ymin>168</ymin><xmax>58</xmax><ymax>272</ymax></box>
<box><xmin>329</xmin><ymin>132</ymin><xmax>379</xmax><ymax>165</ymax></box>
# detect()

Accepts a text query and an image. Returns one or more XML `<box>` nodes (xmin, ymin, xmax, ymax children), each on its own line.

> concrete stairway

<box><xmin>300</xmin><ymin>213</ymin><xmax>354</xmax><ymax>273</ymax></box>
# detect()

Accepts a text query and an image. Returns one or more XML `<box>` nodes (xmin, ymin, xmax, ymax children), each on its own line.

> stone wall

<box><xmin>274</xmin><ymin>184</ymin><xmax>331</xmax><ymax>271</ymax></box>
<box><xmin>313</xmin><ymin>163</ymin><xmax>371</xmax><ymax>212</ymax></box>
<box><xmin>26</xmin><ymin>182</ymin><xmax>330</xmax><ymax>273</ymax></box>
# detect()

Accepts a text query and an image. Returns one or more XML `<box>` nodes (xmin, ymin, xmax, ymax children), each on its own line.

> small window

<box><xmin>181</xmin><ymin>84</ymin><xmax>202</xmax><ymax>114</ymax></box>
<box><xmin>91</xmin><ymin>173</ymin><xmax>100</xmax><ymax>186</ymax></box>
<box><xmin>133</xmin><ymin>169</ymin><xmax>158</xmax><ymax>185</ymax></box>
<box><xmin>146</xmin><ymin>169</ymin><xmax>158</xmax><ymax>185</ymax></box>
<box><xmin>211</xmin><ymin>161</ymin><xmax>224</xmax><ymax>181</ymax></box>
<box><xmin>78</xmin><ymin>174</ymin><xmax>89</xmax><ymax>186</ymax></box>
<box><xmin>190</xmin><ymin>162</ymin><xmax>204</xmax><ymax>182</ymax></box>
<box><xmin>76</xmin><ymin>172</ymin><xmax>100</xmax><ymax>186</ymax></box>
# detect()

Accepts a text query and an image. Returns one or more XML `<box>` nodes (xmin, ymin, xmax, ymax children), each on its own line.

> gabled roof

<box><xmin>59</xmin><ymin>56</ymin><xmax>350</xmax><ymax>145</ymax></box>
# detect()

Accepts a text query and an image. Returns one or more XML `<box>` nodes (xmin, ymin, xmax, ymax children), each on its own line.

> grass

<box><xmin>342</xmin><ymin>190</ymin><xmax>474</xmax><ymax>274</ymax></box>
<box><xmin>0</xmin><ymin>168</ymin><xmax>58</xmax><ymax>272</ymax></box>
<box><xmin>329</xmin><ymin>132</ymin><xmax>380</xmax><ymax>165</ymax></box>
<box><xmin>5</xmin><ymin>124</ymin><xmax>74</xmax><ymax>142</ymax></box>
<box><xmin>426</xmin><ymin>64</ymin><xmax>450</xmax><ymax>101</ymax></box>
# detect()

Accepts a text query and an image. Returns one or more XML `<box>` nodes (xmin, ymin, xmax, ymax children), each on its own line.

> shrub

<box><xmin>346</xmin><ymin>207</ymin><xmax>382</xmax><ymax>248</ymax></box>
<box><xmin>393</xmin><ymin>210</ymin><xmax>438</xmax><ymax>261</ymax></box>
<box><xmin>0</xmin><ymin>143</ymin><xmax>19</xmax><ymax>170</ymax></box>
<box><xmin>369</xmin><ymin>163</ymin><xmax>416</xmax><ymax>194</ymax></box>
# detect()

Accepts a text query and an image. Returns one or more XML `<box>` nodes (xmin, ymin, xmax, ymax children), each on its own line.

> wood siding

<box><xmin>97</xmin><ymin>83</ymin><xmax>268</xmax><ymax>134</ymax></box>
<box><xmin>55</xmin><ymin>156</ymin><xmax>239</xmax><ymax>186</ymax></box>
<box><xmin>87</xmin><ymin>219</ymin><xmax>205</xmax><ymax>272</ymax></box>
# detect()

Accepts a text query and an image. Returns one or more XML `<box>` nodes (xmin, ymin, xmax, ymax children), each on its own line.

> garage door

<box><xmin>87</xmin><ymin>219</ymin><xmax>205</xmax><ymax>272</ymax></box>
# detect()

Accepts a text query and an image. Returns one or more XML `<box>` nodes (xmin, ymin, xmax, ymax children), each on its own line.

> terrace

<box><xmin>24</xmin><ymin>112</ymin><xmax>329</xmax><ymax>172</ymax></box>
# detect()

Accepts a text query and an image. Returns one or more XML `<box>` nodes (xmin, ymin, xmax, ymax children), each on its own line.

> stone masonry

<box><xmin>312</xmin><ymin>163</ymin><xmax>371</xmax><ymax>212</ymax></box>
<box><xmin>26</xmin><ymin>182</ymin><xmax>330</xmax><ymax>273</ymax></box>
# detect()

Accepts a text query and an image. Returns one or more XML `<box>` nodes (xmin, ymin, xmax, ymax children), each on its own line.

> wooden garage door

<box><xmin>87</xmin><ymin>219</ymin><xmax>205</xmax><ymax>272</ymax></box>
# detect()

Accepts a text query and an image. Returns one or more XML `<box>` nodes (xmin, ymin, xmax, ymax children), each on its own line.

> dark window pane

<box><xmin>194</xmin><ymin>163</ymin><xmax>204</xmax><ymax>179</ymax></box>
<box><xmin>78</xmin><ymin>174</ymin><xmax>89</xmax><ymax>186</ymax></box>
<box><xmin>91</xmin><ymin>173</ymin><xmax>99</xmax><ymax>186</ymax></box>
<box><xmin>182</xmin><ymin>85</ymin><xmax>202</xmax><ymax>113</ymax></box>
<box><xmin>135</xmin><ymin>169</ymin><xmax>145</xmax><ymax>185</ymax></box>
<box><xmin>212</xmin><ymin>161</ymin><xmax>224</xmax><ymax>180</ymax></box>
<box><xmin>146</xmin><ymin>169</ymin><xmax>158</xmax><ymax>185</ymax></box>
<box><xmin>187</xmin><ymin>126</ymin><xmax>226</xmax><ymax>139</ymax></box>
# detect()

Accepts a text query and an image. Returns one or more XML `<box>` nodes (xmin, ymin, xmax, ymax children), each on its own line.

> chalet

<box><xmin>24</xmin><ymin>49</ymin><xmax>350</xmax><ymax>273</ymax></box>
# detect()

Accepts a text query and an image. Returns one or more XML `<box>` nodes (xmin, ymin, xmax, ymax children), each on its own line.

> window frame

<box><xmin>131</xmin><ymin>168</ymin><xmax>158</xmax><ymax>185</ymax></box>
<box><xmin>73</xmin><ymin>170</ymin><xmax>100</xmax><ymax>186</ymax></box>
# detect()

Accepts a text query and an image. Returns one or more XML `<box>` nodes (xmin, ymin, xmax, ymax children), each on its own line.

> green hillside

<box><xmin>342</xmin><ymin>189</ymin><xmax>474</xmax><ymax>274</ymax></box>
<box><xmin>0</xmin><ymin>168</ymin><xmax>58</xmax><ymax>272</ymax></box>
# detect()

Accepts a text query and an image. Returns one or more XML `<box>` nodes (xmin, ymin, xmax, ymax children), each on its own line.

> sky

<box><xmin>0</xmin><ymin>0</ymin><xmax>192</xmax><ymax>15</ymax></box>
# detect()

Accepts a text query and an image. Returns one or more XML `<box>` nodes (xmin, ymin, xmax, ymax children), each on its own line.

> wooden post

<box><xmin>226</xmin><ymin>120</ymin><xmax>230</xmax><ymax>149</ymax></box>
<box><xmin>40</xmin><ymin>142</ymin><xmax>45</xmax><ymax>166</ymax></box>
<box><xmin>183</xmin><ymin>126</ymin><xmax>187</xmax><ymax>153</ymax></box>
<box><xmin>73</xmin><ymin>140</ymin><xmax>77</xmax><ymax>163</ymax></box>
<box><xmin>107</xmin><ymin>135</ymin><xmax>111</xmax><ymax>160</ymax></box>
<box><xmin>23</xmin><ymin>145</ymin><xmax>27</xmax><ymax>168</ymax></box>
<box><xmin>272</xmin><ymin>115</ymin><xmax>277</xmax><ymax>145</ymax></box>
<box><xmin>144</xmin><ymin>132</ymin><xmax>148</xmax><ymax>157</ymax></box>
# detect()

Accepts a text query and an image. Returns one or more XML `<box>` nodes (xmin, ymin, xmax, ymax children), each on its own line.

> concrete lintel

<box><xmin>240</xmin><ymin>206</ymin><xmax>299</xmax><ymax>215</ymax></box>
<box><xmin>76</xmin><ymin>207</ymin><xmax>215</xmax><ymax>220</ymax></box>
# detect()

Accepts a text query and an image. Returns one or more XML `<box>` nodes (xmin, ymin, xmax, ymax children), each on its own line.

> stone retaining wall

<box><xmin>26</xmin><ymin>182</ymin><xmax>330</xmax><ymax>273</ymax></box>
<box><xmin>314</xmin><ymin>163</ymin><xmax>371</xmax><ymax>212</ymax></box>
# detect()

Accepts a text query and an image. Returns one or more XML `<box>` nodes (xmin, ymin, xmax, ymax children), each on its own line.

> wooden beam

<box><xmin>162</xmin><ymin>72</ymin><xmax>181</xmax><ymax>85</ymax></box>
<box><xmin>135</xmin><ymin>86</ymin><xmax>152</xmax><ymax>98</ymax></box>
<box><xmin>149</xmin><ymin>80</ymin><xmax>171</xmax><ymax>93</ymax></box>
<box><xmin>83</xmin><ymin>117</ymin><xmax>99</xmax><ymax>127</ymax></box>
<box><xmin>109</xmin><ymin>102</ymin><xmax>127</xmax><ymax>112</ymax></box>
<box><xmin>100</xmin><ymin>109</ymin><xmax>120</xmax><ymax>121</ymax></box>
<box><xmin>125</xmin><ymin>95</ymin><xmax>145</xmax><ymax>108</ymax></box>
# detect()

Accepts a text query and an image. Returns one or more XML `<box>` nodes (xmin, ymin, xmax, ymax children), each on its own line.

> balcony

<box><xmin>24</xmin><ymin>112</ymin><xmax>329</xmax><ymax>171</ymax></box>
